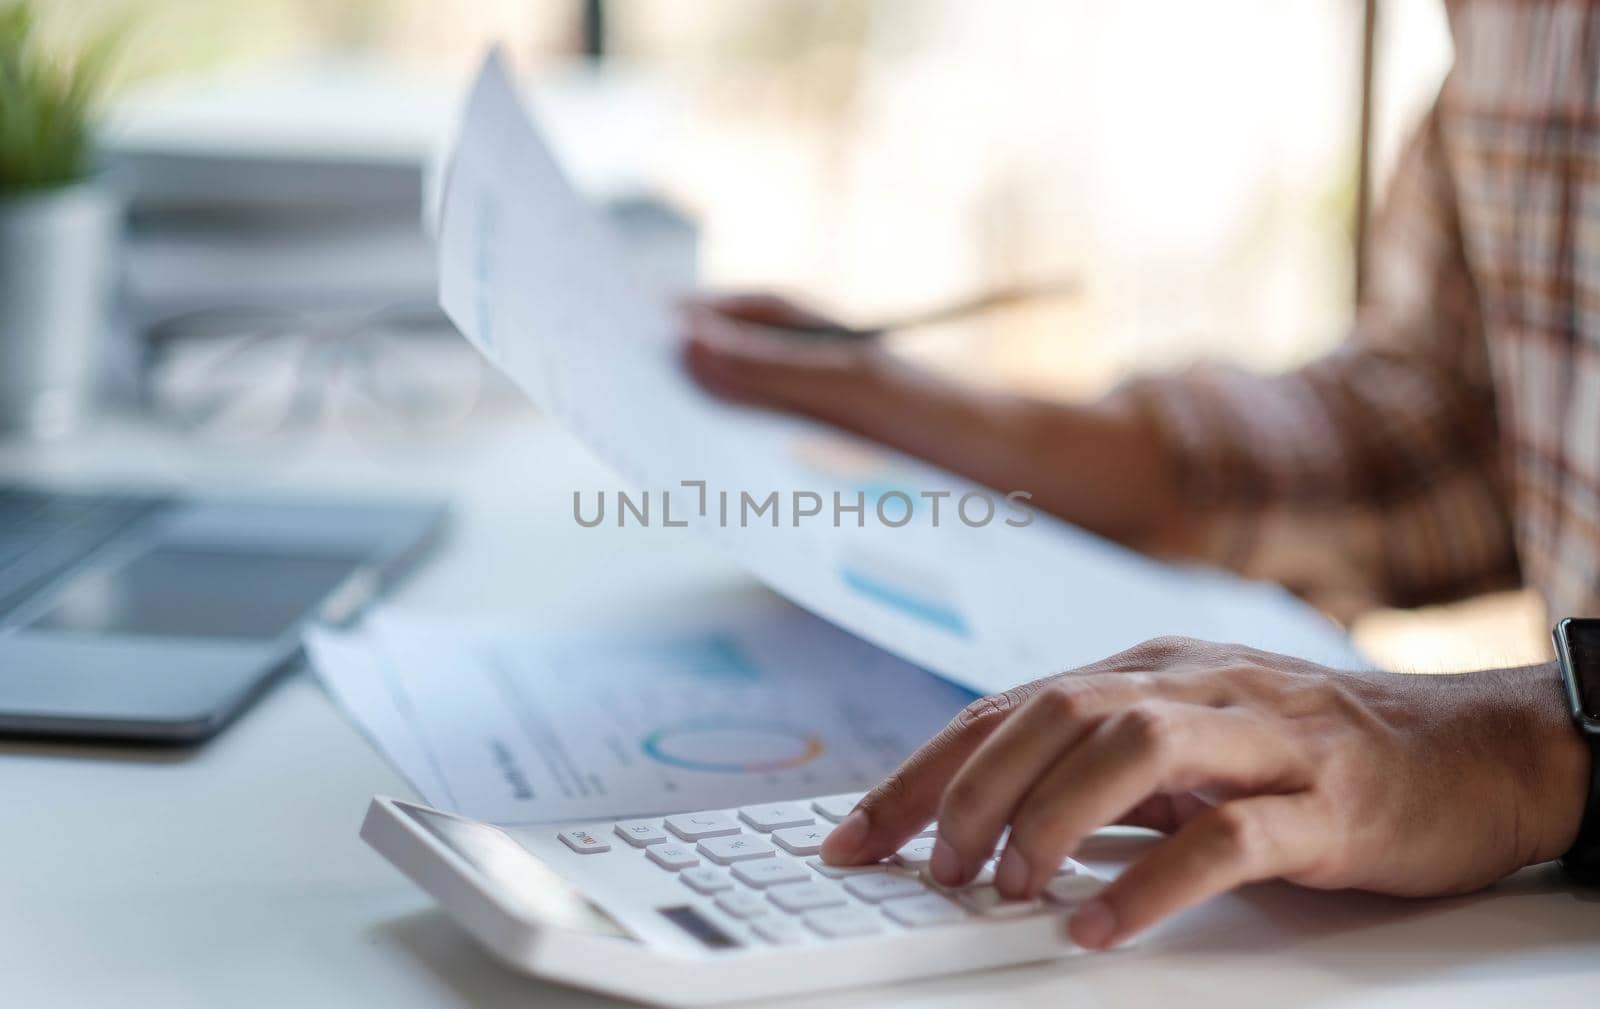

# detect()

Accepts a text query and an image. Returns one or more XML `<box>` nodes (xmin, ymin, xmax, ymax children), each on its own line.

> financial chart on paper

<box><xmin>312</xmin><ymin>601</ymin><xmax>977</xmax><ymax>823</ymax></box>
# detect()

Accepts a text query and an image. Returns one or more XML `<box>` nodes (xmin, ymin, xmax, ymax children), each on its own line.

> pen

<box><xmin>769</xmin><ymin>277</ymin><xmax>1081</xmax><ymax>341</ymax></box>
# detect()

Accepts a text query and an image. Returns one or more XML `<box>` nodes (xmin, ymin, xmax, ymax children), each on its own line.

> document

<box><xmin>435</xmin><ymin>52</ymin><xmax>1365</xmax><ymax>699</ymax></box>
<box><xmin>307</xmin><ymin>599</ymin><xmax>976</xmax><ymax>824</ymax></box>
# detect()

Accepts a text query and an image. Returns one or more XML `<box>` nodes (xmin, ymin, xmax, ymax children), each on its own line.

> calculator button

<box><xmin>803</xmin><ymin>907</ymin><xmax>883</xmax><ymax>938</ymax></box>
<box><xmin>753</xmin><ymin>917</ymin><xmax>808</xmax><ymax>945</ymax></box>
<box><xmin>738</xmin><ymin>803</ymin><xmax>815</xmax><ymax>832</ymax></box>
<box><xmin>810</xmin><ymin>794</ymin><xmax>862</xmax><ymax>823</ymax></box>
<box><xmin>613</xmin><ymin>820</ymin><xmax>668</xmax><ymax>847</ymax></box>
<box><xmin>842</xmin><ymin>873</ymin><xmax>928</xmax><ymax>903</ymax></box>
<box><xmin>805</xmin><ymin>856</ymin><xmax>895</xmax><ymax>879</ymax></box>
<box><xmin>665</xmin><ymin>812</ymin><xmax>742</xmax><ymax>841</ymax></box>
<box><xmin>714</xmin><ymin>891</ymin><xmax>770</xmax><ymax>918</ymax></box>
<box><xmin>680</xmin><ymin>867</ymin><xmax>732</xmax><ymax>894</ymax></box>
<box><xmin>956</xmin><ymin>885</ymin><xmax>1042</xmax><ymax>917</ymax></box>
<box><xmin>1044</xmin><ymin>873</ymin><xmax>1106</xmax><ymax>906</ymax></box>
<box><xmin>772</xmin><ymin>825</ymin><xmax>829</xmax><ymax>855</ymax></box>
<box><xmin>698</xmin><ymin>833</ymin><xmax>776</xmax><ymax>865</ymax></box>
<box><xmin>768</xmin><ymin>882</ymin><xmax>848</xmax><ymax>912</ymax></box>
<box><xmin>882</xmin><ymin>893</ymin><xmax>967</xmax><ymax>928</ymax></box>
<box><xmin>647</xmin><ymin>843</ymin><xmax>701</xmax><ymax>870</ymax></box>
<box><xmin>557</xmin><ymin>828</ymin><xmax>611</xmax><ymax>854</ymax></box>
<box><xmin>892</xmin><ymin>836</ymin><xmax>938</xmax><ymax>868</ymax></box>
<box><xmin>732</xmin><ymin>859</ymin><xmax>811</xmax><ymax>888</ymax></box>
<box><xmin>928</xmin><ymin>858</ymin><xmax>995</xmax><ymax>888</ymax></box>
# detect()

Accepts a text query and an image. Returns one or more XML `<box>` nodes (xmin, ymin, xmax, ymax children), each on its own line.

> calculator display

<box><xmin>657</xmin><ymin>905</ymin><xmax>740</xmax><ymax>950</ymax></box>
<box><xmin>398</xmin><ymin>802</ymin><xmax>631</xmax><ymax>939</ymax></box>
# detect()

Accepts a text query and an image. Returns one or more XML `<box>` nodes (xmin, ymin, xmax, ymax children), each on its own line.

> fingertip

<box><xmin>679</xmin><ymin>335</ymin><xmax>718</xmax><ymax>381</ymax></box>
<box><xmin>1068</xmin><ymin>897</ymin><xmax>1118</xmax><ymax>950</ymax></box>
<box><xmin>678</xmin><ymin>307</ymin><xmax>722</xmax><ymax>344</ymax></box>
<box><xmin>676</xmin><ymin>304</ymin><xmax>724</xmax><ymax>341</ymax></box>
<box><xmin>680</xmin><ymin>337</ymin><xmax>746</xmax><ymax>403</ymax></box>
<box><xmin>681</xmin><ymin>322</ymin><xmax>745</xmax><ymax>377</ymax></box>
<box><xmin>928</xmin><ymin>837</ymin><xmax>965</xmax><ymax>887</ymax></box>
<box><xmin>820</xmin><ymin>810</ymin><xmax>870</xmax><ymax>864</ymax></box>
<box><xmin>680</xmin><ymin>329</ymin><xmax>713</xmax><ymax>360</ymax></box>
<box><xmin>674</xmin><ymin>291</ymin><xmax>713</xmax><ymax>313</ymax></box>
<box><xmin>681</xmin><ymin>306</ymin><xmax>749</xmax><ymax>353</ymax></box>
<box><xmin>993</xmin><ymin>846</ymin><xmax>1032</xmax><ymax>898</ymax></box>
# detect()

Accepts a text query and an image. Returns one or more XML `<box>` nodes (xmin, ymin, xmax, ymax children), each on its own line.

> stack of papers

<box><xmin>308</xmin><ymin>601</ymin><xmax>974</xmax><ymax>824</ymax></box>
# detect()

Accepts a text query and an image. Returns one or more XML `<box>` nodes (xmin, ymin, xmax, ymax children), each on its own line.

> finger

<box><xmin>682</xmin><ymin>329</ymin><xmax>792</xmax><ymax>407</ymax></box>
<box><xmin>1068</xmin><ymin>794</ymin><xmax>1324</xmax><ymax>950</ymax></box>
<box><xmin>1111</xmin><ymin>792</ymin><xmax>1211</xmax><ymax>833</ymax></box>
<box><xmin>996</xmin><ymin>703</ymin><xmax>1309</xmax><ymax>897</ymax></box>
<box><xmin>678</xmin><ymin>292</ymin><xmax>835</xmax><ymax>330</ymax></box>
<box><xmin>820</xmin><ymin>681</ymin><xmax>1050</xmax><ymax>866</ymax></box>
<box><xmin>682</xmin><ymin>311</ymin><xmax>872</xmax><ymax>415</ymax></box>
<box><xmin>681</xmin><ymin>320</ymin><xmax>830</xmax><ymax>412</ymax></box>
<box><xmin>1110</xmin><ymin>797</ymin><xmax>1178</xmax><ymax>832</ymax></box>
<box><xmin>931</xmin><ymin>673</ymin><xmax>1218</xmax><ymax>885</ymax></box>
<box><xmin>830</xmin><ymin>641</ymin><xmax>1258</xmax><ymax>871</ymax></box>
<box><xmin>683</xmin><ymin>305</ymin><xmax>862</xmax><ymax>371</ymax></box>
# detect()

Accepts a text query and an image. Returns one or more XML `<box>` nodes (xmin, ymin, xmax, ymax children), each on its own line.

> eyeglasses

<box><xmin>140</xmin><ymin>301</ymin><xmax>497</xmax><ymax>441</ymax></box>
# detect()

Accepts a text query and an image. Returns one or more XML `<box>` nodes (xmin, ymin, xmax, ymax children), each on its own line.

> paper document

<box><xmin>307</xmin><ymin>601</ymin><xmax>976</xmax><ymax>823</ymax></box>
<box><xmin>435</xmin><ymin>53</ymin><xmax>1365</xmax><ymax>696</ymax></box>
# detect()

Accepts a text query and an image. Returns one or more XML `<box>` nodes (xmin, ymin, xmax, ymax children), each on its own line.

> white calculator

<box><xmin>362</xmin><ymin>792</ymin><xmax>1110</xmax><ymax>1006</ymax></box>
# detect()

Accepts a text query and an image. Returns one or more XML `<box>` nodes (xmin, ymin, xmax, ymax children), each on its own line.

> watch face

<box><xmin>1562</xmin><ymin>620</ymin><xmax>1600</xmax><ymax>720</ymax></box>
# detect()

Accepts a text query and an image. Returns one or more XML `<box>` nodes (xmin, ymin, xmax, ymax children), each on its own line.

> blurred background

<box><xmin>12</xmin><ymin>0</ymin><xmax>1542</xmax><ymax>669</ymax></box>
<box><xmin>77</xmin><ymin>0</ymin><xmax>1453</xmax><ymax>388</ymax></box>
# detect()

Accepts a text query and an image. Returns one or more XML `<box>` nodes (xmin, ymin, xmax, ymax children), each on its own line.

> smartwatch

<box><xmin>1552</xmin><ymin>618</ymin><xmax>1600</xmax><ymax>883</ymax></box>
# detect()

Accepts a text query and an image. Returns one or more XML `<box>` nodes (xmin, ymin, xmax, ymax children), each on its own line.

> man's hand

<box><xmin>678</xmin><ymin>293</ymin><xmax>1204</xmax><ymax>551</ymax></box>
<box><xmin>818</xmin><ymin>636</ymin><xmax>1590</xmax><ymax>949</ymax></box>
<box><xmin>680</xmin><ymin>293</ymin><xmax>890</xmax><ymax>422</ymax></box>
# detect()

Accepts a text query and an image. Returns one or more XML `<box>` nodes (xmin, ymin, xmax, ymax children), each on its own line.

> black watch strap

<box><xmin>1564</xmin><ymin>765</ymin><xmax>1600</xmax><ymax>884</ymax></box>
<box><xmin>1553</xmin><ymin>618</ymin><xmax>1600</xmax><ymax>883</ymax></box>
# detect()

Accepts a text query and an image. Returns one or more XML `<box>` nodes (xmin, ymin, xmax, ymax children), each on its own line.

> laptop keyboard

<box><xmin>0</xmin><ymin>486</ymin><xmax>166</xmax><ymax>618</ymax></box>
<box><xmin>557</xmin><ymin>792</ymin><xmax>1107</xmax><ymax>947</ymax></box>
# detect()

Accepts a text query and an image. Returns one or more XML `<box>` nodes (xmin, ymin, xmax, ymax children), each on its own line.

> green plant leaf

<box><xmin>0</xmin><ymin>0</ymin><xmax>122</xmax><ymax>191</ymax></box>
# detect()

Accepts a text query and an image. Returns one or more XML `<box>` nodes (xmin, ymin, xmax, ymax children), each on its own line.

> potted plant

<box><xmin>0</xmin><ymin>2</ymin><xmax>122</xmax><ymax>436</ymax></box>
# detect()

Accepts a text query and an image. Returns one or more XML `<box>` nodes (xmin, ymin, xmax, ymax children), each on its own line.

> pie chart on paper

<box><xmin>641</xmin><ymin>720</ymin><xmax>825</xmax><ymax>773</ymax></box>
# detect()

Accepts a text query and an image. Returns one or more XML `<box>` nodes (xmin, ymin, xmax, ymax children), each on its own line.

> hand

<box><xmin>679</xmin><ymin>293</ymin><xmax>889</xmax><ymax>423</ymax></box>
<box><xmin>679</xmin><ymin>291</ymin><xmax>1201</xmax><ymax>550</ymax></box>
<box><xmin>819</xmin><ymin>636</ymin><xmax>1589</xmax><ymax>949</ymax></box>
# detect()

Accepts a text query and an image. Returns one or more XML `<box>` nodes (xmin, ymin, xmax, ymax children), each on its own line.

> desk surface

<box><xmin>3</xmin><ymin>414</ymin><xmax>1597</xmax><ymax>1009</ymax></box>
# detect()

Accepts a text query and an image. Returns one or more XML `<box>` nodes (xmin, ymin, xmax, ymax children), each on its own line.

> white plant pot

<box><xmin>0</xmin><ymin>179</ymin><xmax>121</xmax><ymax>437</ymax></box>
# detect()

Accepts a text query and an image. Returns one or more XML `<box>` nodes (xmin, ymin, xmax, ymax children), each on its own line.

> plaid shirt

<box><xmin>1125</xmin><ymin>0</ymin><xmax>1600</xmax><ymax>623</ymax></box>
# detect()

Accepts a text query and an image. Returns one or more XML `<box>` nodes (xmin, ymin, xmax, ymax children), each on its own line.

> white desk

<box><xmin>3</xmin><ymin>412</ymin><xmax>1597</xmax><ymax>1009</ymax></box>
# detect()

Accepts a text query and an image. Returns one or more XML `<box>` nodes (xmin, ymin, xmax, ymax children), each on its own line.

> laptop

<box><xmin>363</xmin><ymin>793</ymin><xmax>1111</xmax><ymax>1007</ymax></box>
<box><xmin>0</xmin><ymin>484</ymin><xmax>444</xmax><ymax>741</ymax></box>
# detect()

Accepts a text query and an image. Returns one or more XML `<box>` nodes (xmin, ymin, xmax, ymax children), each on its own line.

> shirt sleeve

<box><xmin>1116</xmin><ymin>102</ymin><xmax>1519</xmax><ymax>617</ymax></box>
